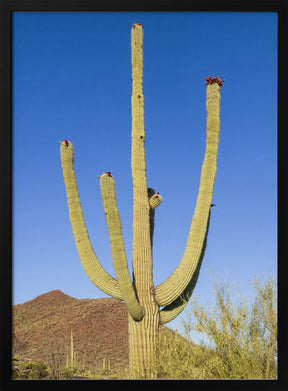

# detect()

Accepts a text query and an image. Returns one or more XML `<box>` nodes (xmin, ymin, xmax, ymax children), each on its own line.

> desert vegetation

<box><xmin>12</xmin><ymin>276</ymin><xmax>277</xmax><ymax>379</ymax></box>
<box><xmin>155</xmin><ymin>276</ymin><xmax>277</xmax><ymax>379</ymax></box>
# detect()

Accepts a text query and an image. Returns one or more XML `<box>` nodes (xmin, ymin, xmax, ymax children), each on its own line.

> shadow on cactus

<box><xmin>60</xmin><ymin>23</ymin><xmax>223</xmax><ymax>379</ymax></box>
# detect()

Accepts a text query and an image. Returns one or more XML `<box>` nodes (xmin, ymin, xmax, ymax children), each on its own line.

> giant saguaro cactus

<box><xmin>60</xmin><ymin>23</ymin><xmax>223</xmax><ymax>379</ymax></box>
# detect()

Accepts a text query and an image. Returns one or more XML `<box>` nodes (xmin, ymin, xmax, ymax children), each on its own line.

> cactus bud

<box><xmin>149</xmin><ymin>193</ymin><xmax>162</xmax><ymax>209</ymax></box>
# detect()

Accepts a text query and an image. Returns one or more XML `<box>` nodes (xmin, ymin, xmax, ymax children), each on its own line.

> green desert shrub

<box><xmin>155</xmin><ymin>330</ymin><xmax>212</xmax><ymax>379</ymax></box>
<box><xmin>12</xmin><ymin>356</ymin><xmax>49</xmax><ymax>379</ymax></box>
<box><xmin>61</xmin><ymin>365</ymin><xmax>91</xmax><ymax>379</ymax></box>
<box><xmin>155</xmin><ymin>276</ymin><xmax>277</xmax><ymax>379</ymax></box>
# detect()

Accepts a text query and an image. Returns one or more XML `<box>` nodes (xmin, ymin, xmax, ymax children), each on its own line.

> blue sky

<box><xmin>12</xmin><ymin>12</ymin><xmax>277</xmax><ymax>333</ymax></box>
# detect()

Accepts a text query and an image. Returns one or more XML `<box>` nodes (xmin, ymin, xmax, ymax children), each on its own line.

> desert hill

<box><xmin>12</xmin><ymin>289</ymin><xmax>183</xmax><ymax>377</ymax></box>
<box><xmin>12</xmin><ymin>290</ymin><xmax>131</xmax><ymax>374</ymax></box>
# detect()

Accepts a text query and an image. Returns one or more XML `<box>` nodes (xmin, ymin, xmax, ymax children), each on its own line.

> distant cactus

<box><xmin>60</xmin><ymin>23</ymin><xmax>222</xmax><ymax>379</ymax></box>
<box><xmin>70</xmin><ymin>329</ymin><xmax>74</xmax><ymax>367</ymax></box>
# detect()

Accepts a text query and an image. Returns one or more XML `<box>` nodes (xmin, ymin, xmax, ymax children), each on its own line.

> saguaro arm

<box><xmin>155</xmin><ymin>82</ymin><xmax>221</xmax><ymax>307</ymax></box>
<box><xmin>60</xmin><ymin>141</ymin><xmax>122</xmax><ymax>300</ymax></box>
<box><xmin>99</xmin><ymin>172</ymin><xmax>144</xmax><ymax>321</ymax></box>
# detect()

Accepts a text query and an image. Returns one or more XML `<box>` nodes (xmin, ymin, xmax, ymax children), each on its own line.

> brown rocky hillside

<box><xmin>12</xmin><ymin>290</ymin><xmax>131</xmax><ymax>373</ymax></box>
<box><xmin>12</xmin><ymin>290</ymin><xmax>181</xmax><ymax>376</ymax></box>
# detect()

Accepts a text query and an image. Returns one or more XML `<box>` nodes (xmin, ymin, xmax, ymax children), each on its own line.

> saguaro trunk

<box><xmin>128</xmin><ymin>309</ymin><xmax>159</xmax><ymax>378</ymax></box>
<box><xmin>129</xmin><ymin>23</ymin><xmax>160</xmax><ymax>379</ymax></box>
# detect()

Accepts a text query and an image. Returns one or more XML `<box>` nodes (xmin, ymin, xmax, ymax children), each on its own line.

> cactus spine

<box><xmin>60</xmin><ymin>23</ymin><xmax>222</xmax><ymax>379</ymax></box>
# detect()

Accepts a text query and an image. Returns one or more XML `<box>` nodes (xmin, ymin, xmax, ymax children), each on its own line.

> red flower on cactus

<box><xmin>106</xmin><ymin>171</ymin><xmax>112</xmax><ymax>177</ymax></box>
<box><xmin>205</xmin><ymin>76</ymin><xmax>224</xmax><ymax>87</ymax></box>
<box><xmin>64</xmin><ymin>139</ymin><xmax>69</xmax><ymax>146</ymax></box>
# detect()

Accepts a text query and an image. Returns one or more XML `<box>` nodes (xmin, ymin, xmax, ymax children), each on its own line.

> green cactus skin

<box><xmin>154</xmin><ymin>82</ymin><xmax>221</xmax><ymax>307</ymax></box>
<box><xmin>99</xmin><ymin>173</ymin><xmax>144</xmax><ymax>321</ymax></box>
<box><xmin>129</xmin><ymin>24</ymin><xmax>159</xmax><ymax>378</ymax></box>
<box><xmin>159</xmin><ymin>212</ymin><xmax>211</xmax><ymax>325</ymax></box>
<box><xmin>60</xmin><ymin>23</ymin><xmax>222</xmax><ymax>379</ymax></box>
<box><xmin>148</xmin><ymin>193</ymin><xmax>163</xmax><ymax>210</ymax></box>
<box><xmin>70</xmin><ymin>328</ymin><xmax>74</xmax><ymax>367</ymax></box>
<box><xmin>60</xmin><ymin>142</ymin><xmax>122</xmax><ymax>300</ymax></box>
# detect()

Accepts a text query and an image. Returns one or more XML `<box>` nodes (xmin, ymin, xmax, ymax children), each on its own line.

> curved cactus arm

<box><xmin>99</xmin><ymin>172</ymin><xmax>144</xmax><ymax>321</ymax></box>
<box><xmin>159</xmin><ymin>212</ymin><xmax>210</xmax><ymax>325</ymax></box>
<box><xmin>60</xmin><ymin>141</ymin><xmax>122</xmax><ymax>300</ymax></box>
<box><xmin>155</xmin><ymin>83</ymin><xmax>221</xmax><ymax>307</ymax></box>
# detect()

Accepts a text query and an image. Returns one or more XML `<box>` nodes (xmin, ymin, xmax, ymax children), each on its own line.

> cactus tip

<box><xmin>102</xmin><ymin>171</ymin><xmax>112</xmax><ymax>177</ymax></box>
<box><xmin>205</xmin><ymin>76</ymin><xmax>224</xmax><ymax>87</ymax></box>
<box><xmin>59</xmin><ymin>139</ymin><xmax>69</xmax><ymax>146</ymax></box>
